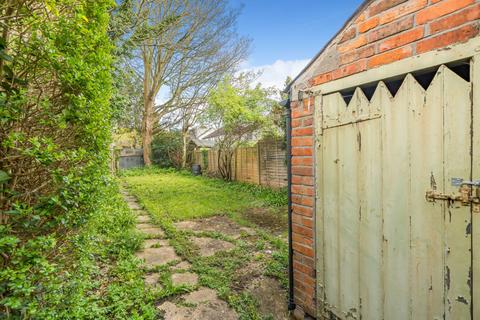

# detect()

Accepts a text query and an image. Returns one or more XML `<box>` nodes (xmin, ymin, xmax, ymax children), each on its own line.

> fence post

<box><xmin>257</xmin><ymin>142</ymin><xmax>261</xmax><ymax>185</ymax></box>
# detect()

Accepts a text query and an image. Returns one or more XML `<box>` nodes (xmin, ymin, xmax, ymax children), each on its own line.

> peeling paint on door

<box><xmin>316</xmin><ymin>62</ymin><xmax>475</xmax><ymax>320</ymax></box>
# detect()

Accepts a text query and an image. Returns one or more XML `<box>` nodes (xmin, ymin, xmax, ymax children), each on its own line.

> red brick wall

<box><xmin>290</xmin><ymin>0</ymin><xmax>479</xmax><ymax>317</ymax></box>
<box><xmin>310</xmin><ymin>0</ymin><xmax>480</xmax><ymax>86</ymax></box>
<box><xmin>290</xmin><ymin>96</ymin><xmax>316</xmax><ymax>315</ymax></box>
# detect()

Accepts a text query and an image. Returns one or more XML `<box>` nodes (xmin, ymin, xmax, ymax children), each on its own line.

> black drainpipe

<box><xmin>284</xmin><ymin>97</ymin><xmax>296</xmax><ymax>311</ymax></box>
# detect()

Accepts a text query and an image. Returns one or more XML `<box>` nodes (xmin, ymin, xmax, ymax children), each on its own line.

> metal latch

<box><xmin>426</xmin><ymin>179</ymin><xmax>480</xmax><ymax>210</ymax></box>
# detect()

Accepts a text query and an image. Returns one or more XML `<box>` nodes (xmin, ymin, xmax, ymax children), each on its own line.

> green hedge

<box><xmin>0</xmin><ymin>1</ymin><xmax>156</xmax><ymax>317</ymax></box>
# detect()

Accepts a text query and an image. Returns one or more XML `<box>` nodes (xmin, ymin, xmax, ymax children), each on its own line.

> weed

<box><xmin>123</xmin><ymin>169</ymin><xmax>290</xmax><ymax>319</ymax></box>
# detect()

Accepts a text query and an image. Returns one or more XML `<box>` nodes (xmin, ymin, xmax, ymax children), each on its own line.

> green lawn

<box><xmin>121</xmin><ymin>168</ymin><xmax>289</xmax><ymax>319</ymax></box>
<box><xmin>122</xmin><ymin>168</ymin><xmax>287</xmax><ymax>223</ymax></box>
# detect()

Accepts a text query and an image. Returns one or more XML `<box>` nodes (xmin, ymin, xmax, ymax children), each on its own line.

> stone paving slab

<box><xmin>171</xmin><ymin>272</ymin><xmax>198</xmax><ymax>286</ymax></box>
<box><xmin>158</xmin><ymin>300</ymin><xmax>238</xmax><ymax>320</ymax></box>
<box><xmin>143</xmin><ymin>239</ymin><xmax>169</xmax><ymax>248</ymax></box>
<box><xmin>140</xmin><ymin>228</ymin><xmax>165</xmax><ymax>237</ymax></box>
<box><xmin>124</xmin><ymin>195</ymin><xmax>137</xmax><ymax>202</ymax></box>
<box><xmin>158</xmin><ymin>301</ymin><xmax>193</xmax><ymax>320</ymax></box>
<box><xmin>137</xmin><ymin>215</ymin><xmax>151</xmax><ymax>223</ymax></box>
<box><xmin>191</xmin><ymin>237</ymin><xmax>235</xmax><ymax>257</ymax></box>
<box><xmin>172</xmin><ymin>261</ymin><xmax>191</xmax><ymax>271</ymax></box>
<box><xmin>136</xmin><ymin>223</ymin><xmax>159</xmax><ymax>230</ymax></box>
<box><xmin>138</xmin><ymin>227</ymin><xmax>165</xmax><ymax>237</ymax></box>
<box><xmin>174</xmin><ymin>216</ymin><xmax>255</xmax><ymax>239</ymax></box>
<box><xmin>127</xmin><ymin>201</ymin><xmax>142</xmax><ymax>210</ymax></box>
<box><xmin>191</xmin><ymin>301</ymin><xmax>238</xmax><ymax>320</ymax></box>
<box><xmin>136</xmin><ymin>223</ymin><xmax>165</xmax><ymax>237</ymax></box>
<box><xmin>144</xmin><ymin>273</ymin><xmax>161</xmax><ymax>287</ymax></box>
<box><xmin>183</xmin><ymin>287</ymin><xmax>217</xmax><ymax>304</ymax></box>
<box><xmin>135</xmin><ymin>247</ymin><xmax>178</xmax><ymax>267</ymax></box>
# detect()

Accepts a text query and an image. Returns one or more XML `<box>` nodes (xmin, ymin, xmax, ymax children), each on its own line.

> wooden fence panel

<box><xmin>193</xmin><ymin>140</ymin><xmax>287</xmax><ymax>187</ymax></box>
<box><xmin>235</xmin><ymin>146</ymin><xmax>260</xmax><ymax>184</ymax></box>
<box><xmin>259</xmin><ymin>139</ymin><xmax>287</xmax><ymax>188</ymax></box>
<box><xmin>208</xmin><ymin>149</ymin><xmax>219</xmax><ymax>174</ymax></box>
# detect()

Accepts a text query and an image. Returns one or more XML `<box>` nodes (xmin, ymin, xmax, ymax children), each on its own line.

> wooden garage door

<box><xmin>315</xmin><ymin>62</ymin><xmax>478</xmax><ymax>320</ymax></box>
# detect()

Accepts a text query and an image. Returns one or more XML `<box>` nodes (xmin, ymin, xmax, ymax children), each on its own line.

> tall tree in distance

<box><xmin>272</xmin><ymin>75</ymin><xmax>292</xmax><ymax>142</ymax></box>
<box><xmin>125</xmin><ymin>0</ymin><xmax>250</xmax><ymax>165</ymax></box>
<box><xmin>205</xmin><ymin>74</ymin><xmax>277</xmax><ymax>180</ymax></box>
<box><xmin>109</xmin><ymin>1</ymin><xmax>142</xmax><ymax>132</ymax></box>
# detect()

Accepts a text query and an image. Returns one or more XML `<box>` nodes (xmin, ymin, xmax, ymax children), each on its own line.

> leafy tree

<box><xmin>152</xmin><ymin>130</ymin><xmax>184</xmax><ymax>168</ymax></box>
<box><xmin>205</xmin><ymin>74</ymin><xmax>277</xmax><ymax>180</ymax></box>
<box><xmin>108</xmin><ymin>0</ymin><xmax>144</xmax><ymax>133</ymax></box>
<box><xmin>114</xmin><ymin>0</ymin><xmax>250</xmax><ymax>166</ymax></box>
<box><xmin>269</xmin><ymin>75</ymin><xmax>292</xmax><ymax>146</ymax></box>
<box><xmin>110</xmin><ymin>65</ymin><xmax>144</xmax><ymax>131</ymax></box>
<box><xmin>281</xmin><ymin>76</ymin><xmax>292</xmax><ymax>100</ymax></box>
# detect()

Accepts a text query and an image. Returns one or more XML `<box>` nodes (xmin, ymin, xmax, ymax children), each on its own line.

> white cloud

<box><xmin>243</xmin><ymin>59</ymin><xmax>310</xmax><ymax>91</ymax></box>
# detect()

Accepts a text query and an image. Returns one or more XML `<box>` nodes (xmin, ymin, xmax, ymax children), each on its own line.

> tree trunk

<box><xmin>181</xmin><ymin>129</ymin><xmax>189</xmax><ymax>169</ymax></box>
<box><xmin>142</xmin><ymin>97</ymin><xmax>154</xmax><ymax>166</ymax></box>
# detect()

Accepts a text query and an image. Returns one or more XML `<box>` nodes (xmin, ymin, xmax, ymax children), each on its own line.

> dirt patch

<box><xmin>135</xmin><ymin>247</ymin><xmax>178</xmax><ymax>267</ymax></box>
<box><xmin>241</xmin><ymin>207</ymin><xmax>287</xmax><ymax>234</ymax></box>
<box><xmin>191</xmin><ymin>237</ymin><xmax>235</xmax><ymax>257</ymax></box>
<box><xmin>246</xmin><ymin>277</ymin><xmax>289</xmax><ymax>320</ymax></box>
<box><xmin>174</xmin><ymin>216</ymin><xmax>253</xmax><ymax>239</ymax></box>
<box><xmin>231</xmin><ymin>261</ymin><xmax>289</xmax><ymax>319</ymax></box>
<box><xmin>231</xmin><ymin>261</ymin><xmax>264</xmax><ymax>291</ymax></box>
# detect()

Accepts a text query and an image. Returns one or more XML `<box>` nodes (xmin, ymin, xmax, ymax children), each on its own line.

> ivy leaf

<box><xmin>0</xmin><ymin>170</ymin><xmax>10</xmax><ymax>183</ymax></box>
<box><xmin>0</xmin><ymin>50</ymin><xmax>12</xmax><ymax>62</ymax></box>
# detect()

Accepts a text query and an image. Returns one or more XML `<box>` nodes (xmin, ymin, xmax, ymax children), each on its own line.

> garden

<box><xmin>121</xmin><ymin>168</ymin><xmax>289</xmax><ymax>319</ymax></box>
<box><xmin>0</xmin><ymin>1</ymin><xmax>290</xmax><ymax>319</ymax></box>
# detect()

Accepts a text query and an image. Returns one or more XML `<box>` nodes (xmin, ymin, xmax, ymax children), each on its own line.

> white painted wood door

<box><xmin>316</xmin><ymin>62</ymin><xmax>476</xmax><ymax>320</ymax></box>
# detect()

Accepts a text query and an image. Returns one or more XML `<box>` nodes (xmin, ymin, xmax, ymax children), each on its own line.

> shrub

<box><xmin>0</xmin><ymin>1</ymin><xmax>153</xmax><ymax>317</ymax></box>
<box><xmin>151</xmin><ymin>130</ymin><xmax>185</xmax><ymax>169</ymax></box>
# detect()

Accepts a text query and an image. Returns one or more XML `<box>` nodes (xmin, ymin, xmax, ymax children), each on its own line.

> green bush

<box><xmin>151</xmin><ymin>130</ymin><xmax>184</xmax><ymax>168</ymax></box>
<box><xmin>0</xmin><ymin>182</ymin><xmax>156</xmax><ymax>319</ymax></box>
<box><xmin>0</xmin><ymin>1</ymin><xmax>157</xmax><ymax>318</ymax></box>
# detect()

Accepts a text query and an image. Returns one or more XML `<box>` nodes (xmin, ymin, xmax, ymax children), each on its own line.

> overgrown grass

<box><xmin>121</xmin><ymin>167</ymin><xmax>287</xmax><ymax>221</ymax></box>
<box><xmin>122</xmin><ymin>167</ymin><xmax>289</xmax><ymax>319</ymax></box>
<box><xmin>0</xmin><ymin>180</ymin><xmax>159</xmax><ymax>319</ymax></box>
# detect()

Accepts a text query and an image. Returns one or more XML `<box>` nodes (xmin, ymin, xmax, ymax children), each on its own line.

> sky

<box><xmin>230</xmin><ymin>0</ymin><xmax>365</xmax><ymax>90</ymax></box>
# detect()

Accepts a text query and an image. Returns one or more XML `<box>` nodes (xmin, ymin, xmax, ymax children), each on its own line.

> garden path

<box><xmin>123</xmin><ymin>190</ymin><xmax>239</xmax><ymax>319</ymax></box>
<box><xmin>121</xmin><ymin>188</ymin><xmax>290</xmax><ymax>320</ymax></box>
